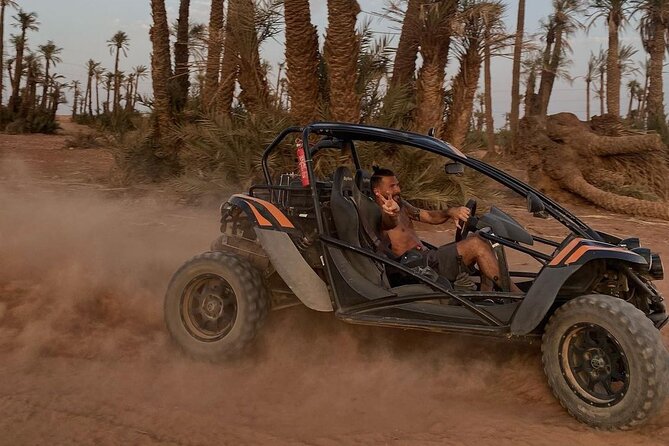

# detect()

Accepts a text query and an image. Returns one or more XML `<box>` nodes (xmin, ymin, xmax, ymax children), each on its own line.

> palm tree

<box><xmin>587</xmin><ymin>0</ymin><xmax>633</xmax><ymax>117</ymax></box>
<box><xmin>131</xmin><ymin>65</ymin><xmax>148</xmax><ymax>110</ymax></box>
<box><xmin>633</xmin><ymin>0</ymin><xmax>668</xmax><ymax>134</ymax></box>
<box><xmin>638</xmin><ymin>57</ymin><xmax>649</xmax><ymax>122</ymax></box>
<box><xmin>389</xmin><ymin>0</ymin><xmax>422</xmax><ymax>89</ymax></box>
<box><xmin>536</xmin><ymin>0</ymin><xmax>583</xmax><ymax>117</ymax></box>
<box><xmin>522</xmin><ymin>51</ymin><xmax>542</xmax><ymax>117</ymax></box>
<box><xmin>442</xmin><ymin>1</ymin><xmax>505</xmax><ymax>148</ymax></box>
<box><xmin>19</xmin><ymin>51</ymin><xmax>40</xmax><ymax>120</ymax></box>
<box><xmin>94</xmin><ymin>65</ymin><xmax>105</xmax><ymax>115</ymax></box>
<box><xmin>218</xmin><ymin>0</ymin><xmax>239</xmax><ymax>112</ymax></box>
<box><xmin>483</xmin><ymin>2</ymin><xmax>508</xmax><ymax>154</ymax></box>
<box><xmin>70</xmin><ymin>80</ymin><xmax>81</xmax><ymax>117</ymax></box>
<box><xmin>8</xmin><ymin>10</ymin><xmax>39</xmax><ymax>113</ymax></box>
<box><xmin>413</xmin><ymin>0</ymin><xmax>457</xmax><ymax>133</ymax></box>
<box><xmin>149</xmin><ymin>0</ymin><xmax>173</xmax><ymax>139</ymax></box>
<box><xmin>0</xmin><ymin>0</ymin><xmax>18</xmax><ymax>108</ymax></box>
<box><xmin>284</xmin><ymin>0</ymin><xmax>320</xmax><ymax>124</ymax></box>
<box><xmin>595</xmin><ymin>48</ymin><xmax>606</xmax><ymax>115</ymax></box>
<box><xmin>324</xmin><ymin>0</ymin><xmax>361</xmax><ymax>123</ymax></box>
<box><xmin>37</xmin><ymin>40</ymin><xmax>62</xmax><ymax>111</ymax></box>
<box><xmin>585</xmin><ymin>52</ymin><xmax>598</xmax><ymax>120</ymax></box>
<box><xmin>235</xmin><ymin>0</ymin><xmax>270</xmax><ymax>112</ymax></box>
<box><xmin>84</xmin><ymin>59</ymin><xmax>100</xmax><ymax>116</ymax></box>
<box><xmin>124</xmin><ymin>72</ymin><xmax>135</xmax><ymax>111</ymax></box>
<box><xmin>103</xmin><ymin>71</ymin><xmax>114</xmax><ymax>113</ymax></box>
<box><xmin>203</xmin><ymin>0</ymin><xmax>224</xmax><ymax>105</ymax></box>
<box><xmin>509</xmin><ymin>0</ymin><xmax>526</xmax><ymax>153</ymax></box>
<box><xmin>626</xmin><ymin>78</ymin><xmax>640</xmax><ymax>117</ymax></box>
<box><xmin>107</xmin><ymin>30</ymin><xmax>130</xmax><ymax>112</ymax></box>
<box><xmin>174</xmin><ymin>0</ymin><xmax>190</xmax><ymax>111</ymax></box>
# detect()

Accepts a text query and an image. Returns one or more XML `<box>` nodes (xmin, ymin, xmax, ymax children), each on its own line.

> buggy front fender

<box><xmin>510</xmin><ymin>264</ymin><xmax>582</xmax><ymax>335</ymax></box>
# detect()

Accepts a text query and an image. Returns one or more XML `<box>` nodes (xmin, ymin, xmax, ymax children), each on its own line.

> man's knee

<box><xmin>472</xmin><ymin>234</ymin><xmax>493</xmax><ymax>255</ymax></box>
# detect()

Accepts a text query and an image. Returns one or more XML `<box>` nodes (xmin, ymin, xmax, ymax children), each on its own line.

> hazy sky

<box><xmin>3</xmin><ymin>0</ymin><xmax>668</xmax><ymax>125</ymax></box>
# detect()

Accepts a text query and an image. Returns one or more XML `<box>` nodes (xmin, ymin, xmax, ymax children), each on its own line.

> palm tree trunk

<box><xmin>9</xmin><ymin>33</ymin><xmax>26</xmax><ymax>113</ymax></box>
<box><xmin>509</xmin><ymin>0</ymin><xmax>525</xmax><ymax>153</ymax></box>
<box><xmin>605</xmin><ymin>14</ymin><xmax>620</xmax><ymax>116</ymax></box>
<box><xmin>203</xmin><ymin>0</ymin><xmax>224</xmax><ymax>105</ymax></box>
<box><xmin>113</xmin><ymin>48</ymin><xmax>121</xmax><ymax>112</ymax></box>
<box><xmin>646</xmin><ymin>17</ymin><xmax>666</xmax><ymax>130</ymax></box>
<box><xmin>627</xmin><ymin>88</ymin><xmax>634</xmax><ymax>118</ymax></box>
<box><xmin>105</xmin><ymin>79</ymin><xmax>111</xmax><ymax>113</ymax></box>
<box><xmin>50</xmin><ymin>84</ymin><xmax>60</xmax><ymax>119</ymax></box>
<box><xmin>533</xmin><ymin>24</ymin><xmax>555</xmax><ymax>117</ymax></box>
<box><xmin>442</xmin><ymin>43</ymin><xmax>482</xmax><ymax>147</ymax></box>
<box><xmin>390</xmin><ymin>0</ymin><xmax>422</xmax><ymax>89</ymax></box>
<box><xmin>640</xmin><ymin>70</ymin><xmax>648</xmax><ymax>125</ymax></box>
<box><xmin>86</xmin><ymin>73</ymin><xmax>93</xmax><ymax>115</ymax></box>
<box><xmin>324</xmin><ymin>0</ymin><xmax>361</xmax><ymax>123</ymax></box>
<box><xmin>95</xmin><ymin>77</ymin><xmax>100</xmax><ymax>115</ymax></box>
<box><xmin>149</xmin><ymin>0</ymin><xmax>174</xmax><ymax>139</ymax></box>
<box><xmin>599</xmin><ymin>69</ymin><xmax>605</xmax><ymax>116</ymax></box>
<box><xmin>217</xmin><ymin>0</ymin><xmax>239</xmax><ymax>113</ymax></box>
<box><xmin>586</xmin><ymin>79</ymin><xmax>591</xmax><ymax>121</ymax></box>
<box><xmin>524</xmin><ymin>68</ymin><xmax>536</xmax><ymax>117</ymax></box>
<box><xmin>133</xmin><ymin>74</ymin><xmax>140</xmax><ymax>110</ymax></box>
<box><xmin>284</xmin><ymin>0</ymin><xmax>320</xmax><ymax>124</ymax></box>
<box><xmin>0</xmin><ymin>3</ymin><xmax>5</xmax><ymax>108</ymax></box>
<box><xmin>174</xmin><ymin>0</ymin><xmax>190</xmax><ymax>111</ymax></box>
<box><xmin>538</xmin><ymin>24</ymin><xmax>563</xmax><ymax>116</ymax></box>
<box><xmin>236</xmin><ymin>0</ymin><xmax>270</xmax><ymax>112</ymax></box>
<box><xmin>413</xmin><ymin>1</ymin><xmax>455</xmax><ymax>133</ymax></box>
<box><xmin>40</xmin><ymin>60</ymin><xmax>50</xmax><ymax>110</ymax></box>
<box><xmin>484</xmin><ymin>30</ymin><xmax>494</xmax><ymax>154</ymax></box>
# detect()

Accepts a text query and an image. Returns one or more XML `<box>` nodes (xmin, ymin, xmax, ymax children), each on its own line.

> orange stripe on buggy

<box><xmin>548</xmin><ymin>238</ymin><xmax>583</xmax><ymax>266</ymax></box>
<box><xmin>241</xmin><ymin>195</ymin><xmax>295</xmax><ymax>229</ymax></box>
<box><xmin>247</xmin><ymin>204</ymin><xmax>273</xmax><ymax>227</ymax></box>
<box><xmin>564</xmin><ymin>246</ymin><xmax>632</xmax><ymax>265</ymax></box>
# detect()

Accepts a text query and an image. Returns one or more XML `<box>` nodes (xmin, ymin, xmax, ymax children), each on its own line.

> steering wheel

<box><xmin>455</xmin><ymin>199</ymin><xmax>477</xmax><ymax>242</ymax></box>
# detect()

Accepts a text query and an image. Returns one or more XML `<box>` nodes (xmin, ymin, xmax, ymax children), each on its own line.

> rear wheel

<box><xmin>164</xmin><ymin>252</ymin><xmax>269</xmax><ymax>360</ymax></box>
<box><xmin>542</xmin><ymin>294</ymin><xmax>668</xmax><ymax>429</ymax></box>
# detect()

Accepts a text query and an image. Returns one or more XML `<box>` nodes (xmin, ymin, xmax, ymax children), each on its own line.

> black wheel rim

<box><xmin>558</xmin><ymin>323</ymin><xmax>630</xmax><ymax>408</ymax></box>
<box><xmin>180</xmin><ymin>274</ymin><xmax>237</xmax><ymax>342</ymax></box>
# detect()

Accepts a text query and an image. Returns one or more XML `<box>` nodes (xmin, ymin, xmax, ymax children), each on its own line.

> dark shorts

<box><xmin>400</xmin><ymin>242</ymin><xmax>461</xmax><ymax>281</ymax></box>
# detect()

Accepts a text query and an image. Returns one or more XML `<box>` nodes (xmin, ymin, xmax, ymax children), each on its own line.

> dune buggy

<box><xmin>165</xmin><ymin>122</ymin><xmax>668</xmax><ymax>429</ymax></box>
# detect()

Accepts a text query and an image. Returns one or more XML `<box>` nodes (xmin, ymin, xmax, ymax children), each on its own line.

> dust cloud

<box><xmin>0</xmin><ymin>157</ymin><xmax>667</xmax><ymax>445</ymax></box>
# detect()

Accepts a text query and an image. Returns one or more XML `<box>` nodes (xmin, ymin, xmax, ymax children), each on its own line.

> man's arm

<box><xmin>402</xmin><ymin>200</ymin><xmax>470</xmax><ymax>227</ymax></box>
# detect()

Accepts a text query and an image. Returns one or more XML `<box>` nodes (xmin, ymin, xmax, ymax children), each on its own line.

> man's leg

<box><xmin>455</xmin><ymin>235</ymin><xmax>521</xmax><ymax>293</ymax></box>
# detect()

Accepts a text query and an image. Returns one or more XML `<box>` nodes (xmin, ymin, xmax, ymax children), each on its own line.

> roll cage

<box><xmin>259</xmin><ymin>122</ymin><xmax>600</xmax><ymax>241</ymax></box>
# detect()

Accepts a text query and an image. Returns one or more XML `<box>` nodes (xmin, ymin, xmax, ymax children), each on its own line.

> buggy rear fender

<box><xmin>254</xmin><ymin>228</ymin><xmax>333</xmax><ymax>312</ymax></box>
<box><xmin>229</xmin><ymin>194</ymin><xmax>296</xmax><ymax>231</ymax></box>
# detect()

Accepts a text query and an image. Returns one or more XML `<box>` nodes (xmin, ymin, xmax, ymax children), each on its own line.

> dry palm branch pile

<box><xmin>520</xmin><ymin>112</ymin><xmax>669</xmax><ymax>220</ymax></box>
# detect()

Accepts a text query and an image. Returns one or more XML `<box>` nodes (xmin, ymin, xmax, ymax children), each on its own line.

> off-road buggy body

<box><xmin>165</xmin><ymin>123</ymin><xmax>668</xmax><ymax>429</ymax></box>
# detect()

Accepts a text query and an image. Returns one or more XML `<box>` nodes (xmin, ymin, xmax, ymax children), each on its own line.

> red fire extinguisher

<box><xmin>295</xmin><ymin>138</ymin><xmax>310</xmax><ymax>187</ymax></box>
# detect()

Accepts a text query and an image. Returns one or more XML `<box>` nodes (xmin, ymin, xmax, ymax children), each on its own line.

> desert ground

<box><xmin>0</xmin><ymin>119</ymin><xmax>667</xmax><ymax>445</ymax></box>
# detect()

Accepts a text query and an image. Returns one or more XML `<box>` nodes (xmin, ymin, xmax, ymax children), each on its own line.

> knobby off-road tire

<box><xmin>542</xmin><ymin>294</ymin><xmax>669</xmax><ymax>429</ymax></box>
<box><xmin>164</xmin><ymin>251</ymin><xmax>269</xmax><ymax>360</ymax></box>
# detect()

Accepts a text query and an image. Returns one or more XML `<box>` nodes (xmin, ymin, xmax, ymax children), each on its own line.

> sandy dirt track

<box><xmin>0</xmin><ymin>121</ymin><xmax>668</xmax><ymax>445</ymax></box>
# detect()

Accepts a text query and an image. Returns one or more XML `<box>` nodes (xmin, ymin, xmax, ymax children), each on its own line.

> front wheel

<box><xmin>164</xmin><ymin>251</ymin><xmax>269</xmax><ymax>360</ymax></box>
<box><xmin>542</xmin><ymin>294</ymin><xmax>668</xmax><ymax>429</ymax></box>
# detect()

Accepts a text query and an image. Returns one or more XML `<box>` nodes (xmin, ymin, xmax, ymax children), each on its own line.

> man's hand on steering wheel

<box><xmin>447</xmin><ymin>206</ymin><xmax>471</xmax><ymax>230</ymax></box>
<box><xmin>455</xmin><ymin>199</ymin><xmax>477</xmax><ymax>242</ymax></box>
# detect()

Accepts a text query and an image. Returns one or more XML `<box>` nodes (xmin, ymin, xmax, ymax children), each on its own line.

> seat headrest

<box><xmin>354</xmin><ymin>169</ymin><xmax>373</xmax><ymax>198</ymax></box>
<box><xmin>333</xmin><ymin>166</ymin><xmax>354</xmax><ymax>197</ymax></box>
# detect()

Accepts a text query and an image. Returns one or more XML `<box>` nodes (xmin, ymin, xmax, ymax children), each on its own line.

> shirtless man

<box><xmin>371</xmin><ymin>167</ymin><xmax>521</xmax><ymax>293</ymax></box>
